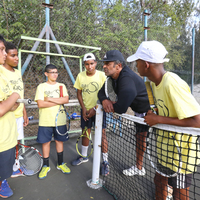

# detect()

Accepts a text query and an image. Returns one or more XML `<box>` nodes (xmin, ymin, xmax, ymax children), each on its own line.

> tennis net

<box><xmin>101</xmin><ymin>112</ymin><xmax>200</xmax><ymax>200</ymax></box>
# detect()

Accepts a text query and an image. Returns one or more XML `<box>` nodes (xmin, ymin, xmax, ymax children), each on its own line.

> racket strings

<box><xmin>105</xmin><ymin>77</ymin><xmax>117</xmax><ymax>102</ymax></box>
<box><xmin>18</xmin><ymin>147</ymin><xmax>43</xmax><ymax>175</ymax></box>
<box><xmin>76</xmin><ymin>128</ymin><xmax>93</xmax><ymax>158</ymax></box>
<box><xmin>56</xmin><ymin>105</ymin><xmax>70</xmax><ymax>136</ymax></box>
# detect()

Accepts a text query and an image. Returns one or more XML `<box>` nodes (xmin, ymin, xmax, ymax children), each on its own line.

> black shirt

<box><xmin>98</xmin><ymin>66</ymin><xmax>150</xmax><ymax>114</ymax></box>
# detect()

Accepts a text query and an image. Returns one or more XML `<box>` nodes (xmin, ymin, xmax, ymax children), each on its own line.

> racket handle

<box><xmin>17</xmin><ymin>99</ymin><xmax>32</xmax><ymax>104</ymax></box>
<box><xmin>59</xmin><ymin>86</ymin><xmax>63</xmax><ymax>97</ymax></box>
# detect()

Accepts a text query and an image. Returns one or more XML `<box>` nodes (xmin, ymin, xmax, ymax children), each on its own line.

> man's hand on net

<box><xmin>102</xmin><ymin>99</ymin><xmax>114</xmax><ymax>113</ymax></box>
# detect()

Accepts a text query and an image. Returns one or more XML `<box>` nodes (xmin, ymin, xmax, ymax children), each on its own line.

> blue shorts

<box><xmin>0</xmin><ymin>147</ymin><xmax>15</xmax><ymax>181</ymax></box>
<box><xmin>81</xmin><ymin>109</ymin><xmax>106</xmax><ymax>129</ymax></box>
<box><xmin>37</xmin><ymin>126</ymin><xmax>69</xmax><ymax>143</ymax></box>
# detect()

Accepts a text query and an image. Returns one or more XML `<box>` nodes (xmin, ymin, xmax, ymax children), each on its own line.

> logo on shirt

<box><xmin>10</xmin><ymin>78</ymin><xmax>24</xmax><ymax>91</ymax></box>
<box><xmin>1</xmin><ymin>83</ymin><xmax>11</xmax><ymax>99</ymax></box>
<box><xmin>155</xmin><ymin>99</ymin><xmax>169</xmax><ymax>117</ymax></box>
<box><xmin>44</xmin><ymin>89</ymin><xmax>60</xmax><ymax>97</ymax></box>
<box><xmin>82</xmin><ymin>82</ymin><xmax>99</xmax><ymax>94</ymax></box>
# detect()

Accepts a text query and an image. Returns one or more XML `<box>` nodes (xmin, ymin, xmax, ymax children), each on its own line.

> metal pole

<box><xmin>18</xmin><ymin>47</ymin><xmax>21</xmax><ymax>72</ymax></box>
<box><xmin>79</xmin><ymin>58</ymin><xmax>82</xmax><ymax>72</ymax></box>
<box><xmin>191</xmin><ymin>27</ymin><xmax>195</xmax><ymax>94</ymax></box>
<box><xmin>144</xmin><ymin>9</ymin><xmax>148</xmax><ymax>42</ymax></box>
<box><xmin>144</xmin><ymin>9</ymin><xmax>149</xmax><ymax>82</ymax></box>
<box><xmin>49</xmin><ymin>27</ymin><xmax>75</xmax><ymax>84</ymax></box>
<box><xmin>87</xmin><ymin>103</ymin><xmax>103</xmax><ymax>189</ymax></box>
<box><xmin>21</xmin><ymin>26</ymin><xmax>46</xmax><ymax>75</ymax></box>
<box><xmin>45</xmin><ymin>0</ymin><xmax>50</xmax><ymax>65</ymax></box>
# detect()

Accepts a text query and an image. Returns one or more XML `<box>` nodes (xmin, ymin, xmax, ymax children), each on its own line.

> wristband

<box><xmin>93</xmin><ymin>107</ymin><xmax>97</xmax><ymax>111</ymax></box>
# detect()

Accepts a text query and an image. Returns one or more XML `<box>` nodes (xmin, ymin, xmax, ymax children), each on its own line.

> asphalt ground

<box><xmin>6</xmin><ymin>136</ymin><xmax>114</xmax><ymax>200</ymax></box>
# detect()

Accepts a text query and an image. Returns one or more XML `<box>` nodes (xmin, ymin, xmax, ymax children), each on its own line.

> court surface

<box><xmin>7</xmin><ymin>135</ymin><xmax>114</xmax><ymax>200</ymax></box>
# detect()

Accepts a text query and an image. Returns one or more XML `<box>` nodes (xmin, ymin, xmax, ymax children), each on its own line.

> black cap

<box><xmin>100</xmin><ymin>50</ymin><xmax>125</xmax><ymax>62</ymax></box>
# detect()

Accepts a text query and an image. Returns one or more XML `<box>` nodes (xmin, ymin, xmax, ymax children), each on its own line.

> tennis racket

<box><xmin>145</xmin><ymin>81</ymin><xmax>182</xmax><ymax>177</ymax></box>
<box><xmin>55</xmin><ymin>85</ymin><xmax>70</xmax><ymax>136</ymax></box>
<box><xmin>105</xmin><ymin>77</ymin><xmax>117</xmax><ymax>102</ymax></box>
<box><xmin>16</xmin><ymin>99</ymin><xmax>32</xmax><ymax>104</ymax></box>
<box><xmin>15</xmin><ymin>142</ymin><xmax>43</xmax><ymax>176</ymax></box>
<box><xmin>76</xmin><ymin>127</ymin><xmax>93</xmax><ymax>158</ymax></box>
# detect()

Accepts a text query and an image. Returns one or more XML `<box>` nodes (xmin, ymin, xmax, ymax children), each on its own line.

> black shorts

<box><xmin>135</xmin><ymin>122</ymin><xmax>149</xmax><ymax>133</ymax></box>
<box><xmin>135</xmin><ymin>112</ymin><xmax>149</xmax><ymax>133</ymax></box>
<box><xmin>168</xmin><ymin>173</ymin><xmax>192</xmax><ymax>189</ymax></box>
<box><xmin>37</xmin><ymin>126</ymin><xmax>69</xmax><ymax>143</ymax></box>
<box><xmin>80</xmin><ymin>109</ymin><xmax>106</xmax><ymax>129</ymax></box>
<box><xmin>0</xmin><ymin>147</ymin><xmax>15</xmax><ymax>181</ymax></box>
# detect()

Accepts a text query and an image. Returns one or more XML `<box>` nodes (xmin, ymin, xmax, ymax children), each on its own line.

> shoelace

<box><xmin>61</xmin><ymin>163</ymin><xmax>68</xmax><ymax>168</ymax></box>
<box><xmin>41</xmin><ymin>167</ymin><xmax>48</xmax><ymax>173</ymax></box>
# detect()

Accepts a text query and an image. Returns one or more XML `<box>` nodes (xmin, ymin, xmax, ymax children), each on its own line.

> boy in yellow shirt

<box><xmin>127</xmin><ymin>40</ymin><xmax>200</xmax><ymax>200</ymax></box>
<box><xmin>0</xmin><ymin>35</ymin><xmax>20</xmax><ymax>198</ymax></box>
<box><xmin>1</xmin><ymin>42</ymin><xmax>29</xmax><ymax>177</ymax></box>
<box><xmin>35</xmin><ymin>64</ymin><xmax>70</xmax><ymax>179</ymax></box>
<box><xmin>71</xmin><ymin>53</ymin><xmax>109</xmax><ymax>176</ymax></box>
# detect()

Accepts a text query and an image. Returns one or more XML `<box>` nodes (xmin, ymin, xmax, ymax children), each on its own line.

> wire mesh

<box><xmin>102</xmin><ymin>112</ymin><xmax>200</xmax><ymax>200</ymax></box>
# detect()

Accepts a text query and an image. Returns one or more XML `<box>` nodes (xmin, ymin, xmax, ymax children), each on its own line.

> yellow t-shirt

<box><xmin>35</xmin><ymin>82</ymin><xmax>68</xmax><ymax>127</ymax></box>
<box><xmin>0</xmin><ymin>73</ymin><xmax>18</xmax><ymax>152</ymax></box>
<box><xmin>0</xmin><ymin>65</ymin><xmax>24</xmax><ymax>118</ymax></box>
<box><xmin>74</xmin><ymin>70</ymin><xmax>106</xmax><ymax>110</ymax></box>
<box><xmin>152</xmin><ymin>72</ymin><xmax>200</xmax><ymax>174</ymax></box>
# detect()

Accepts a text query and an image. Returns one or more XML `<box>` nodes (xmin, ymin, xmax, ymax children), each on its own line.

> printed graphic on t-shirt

<box><xmin>1</xmin><ymin>83</ymin><xmax>10</xmax><ymax>98</ymax></box>
<box><xmin>81</xmin><ymin>81</ymin><xmax>99</xmax><ymax>94</ymax></box>
<box><xmin>44</xmin><ymin>89</ymin><xmax>60</xmax><ymax>98</ymax></box>
<box><xmin>155</xmin><ymin>99</ymin><xmax>169</xmax><ymax>117</ymax></box>
<box><xmin>10</xmin><ymin>78</ymin><xmax>24</xmax><ymax>91</ymax></box>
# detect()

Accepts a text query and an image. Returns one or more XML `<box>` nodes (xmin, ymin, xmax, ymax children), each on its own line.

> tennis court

<box><xmin>7</xmin><ymin>136</ymin><xmax>114</xmax><ymax>200</ymax></box>
<box><xmin>6</xmin><ymin>111</ymin><xmax>200</xmax><ymax>200</ymax></box>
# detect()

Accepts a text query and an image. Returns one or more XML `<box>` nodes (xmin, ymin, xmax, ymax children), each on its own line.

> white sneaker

<box><xmin>123</xmin><ymin>165</ymin><xmax>146</xmax><ymax>176</ymax></box>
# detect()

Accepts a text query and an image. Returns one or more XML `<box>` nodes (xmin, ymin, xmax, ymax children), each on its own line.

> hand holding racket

<box><xmin>76</xmin><ymin>127</ymin><xmax>93</xmax><ymax>158</ymax></box>
<box><xmin>55</xmin><ymin>85</ymin><xmax>70</xmax><ymax>136</ymax></box>
<box><xmin>16</xmin><ymin>142</ymin><xmax>43</xmax><ymax>176</ymax></box>
<box><xmin>145</xmin><ymin>81</ymin><xmax>182</xmax><ymax>177</ymax></box>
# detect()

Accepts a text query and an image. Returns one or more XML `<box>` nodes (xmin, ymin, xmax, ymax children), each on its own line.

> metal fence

<box><xmin>1</xmin><ymin>0</ymin><xmax>200</xmax><ymax>139</ymax></box>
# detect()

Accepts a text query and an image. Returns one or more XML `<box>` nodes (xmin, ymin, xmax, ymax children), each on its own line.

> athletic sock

<box><xmin>81</xmin><ymin>145</ymin><xmax>88</xmax><ymax>157</ymax></box>
<box><xmin>43</xmin><ymin>157</ymin><xmax>49</xmax><ymax>167</ymax></box>
<box><xmin>102</xmin><ymin>152</ymin><xmax>108</xmax><ymax>162</ymax></box>
<box><xmin>57</xmin><ymin>151</ymin><xmax>63</xmax><ymax>165</ymax></box>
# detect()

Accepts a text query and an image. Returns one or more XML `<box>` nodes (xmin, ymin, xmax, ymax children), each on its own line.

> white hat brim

<box><xmin>127</xmin><ymin>54</ymin><xmax>138</xmax><ymax>62</ymax></box>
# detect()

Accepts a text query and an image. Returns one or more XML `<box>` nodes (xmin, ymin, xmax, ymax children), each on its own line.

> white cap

<box><xmin>127</xmin><ymin>41</ymin><xmax>170</xmax><ymax>63</ymax></box>
<box><xmin>83</xmin><ymin>53</ymin><xmax>96</xmax><ymax>62</ymax></box>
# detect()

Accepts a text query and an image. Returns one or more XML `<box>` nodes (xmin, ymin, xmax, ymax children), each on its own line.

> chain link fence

<box><xmin>1</xmin><ymin>0</ymin><xmax>200</xmax><ymax>139</ymax></box>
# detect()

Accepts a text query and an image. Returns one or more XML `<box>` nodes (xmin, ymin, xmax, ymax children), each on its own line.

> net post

<box><xmin>87</xmin><ymin>102</ymin><xmax>103</xmax><ymax>189</ymax></box>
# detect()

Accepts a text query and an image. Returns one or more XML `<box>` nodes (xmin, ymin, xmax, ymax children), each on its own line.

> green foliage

<box><xmin>0</xmin><ymin>0</ymin><xmax>199</xmax><ymax>83</ymax></box>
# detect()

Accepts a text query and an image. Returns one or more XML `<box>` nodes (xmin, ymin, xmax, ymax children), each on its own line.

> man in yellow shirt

<box><xmin>1</xmin><ymin>42</ymin><xmax>29</xmax><ymax>177</ymax></box>
<box><xmin>127</xmin><ymin>40</ymin><xmax>200</xmax><ymax>200</ymax></box>
<box><xmin>0</xmin><ymin>35</ymin><xmax>20</xmax><ymax>198</ymax></box>
<box><xmin>35</xmin><ymin>64</ymin><xmax>70</xmax><ymax>179</ymax></box>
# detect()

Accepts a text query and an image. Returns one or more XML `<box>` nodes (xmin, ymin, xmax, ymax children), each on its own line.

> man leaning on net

<box><xmin>98</xmin><ymin>50</ymin><xmax>150</xmax><ymax>176</ymax></box>
<box><xmin>127</xmin><ymin>40</ymin><xmax>200</xmax><ymax>200</ymax></box>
